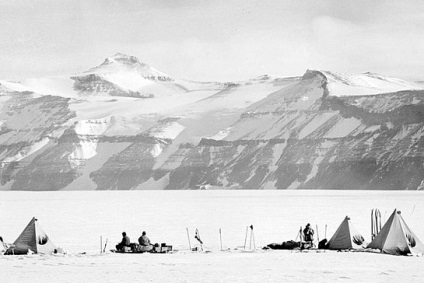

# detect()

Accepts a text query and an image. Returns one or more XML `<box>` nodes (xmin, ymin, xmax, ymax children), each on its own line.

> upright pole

<box><xmin>100</xmin><ymin>236</ymin><xmax>102</xmax><ymax>254</ymax></box>
<box><xmin>244</xmin><ymin>226</ymin><xmax>248</xmax><ymax>249</ymax></box>
<box><xmin>249</xmin><ymin>230</ymin><xmax>252</xmax><ymax>250</ymax></box>
<box><xmin>316</xmin><ymin>225</ymin><xmax>320</xmax><ymax>245</ymax></box>
<box><xmin>186</xmin><ymin>228</ymin><xmax>192</xmax><ymax>250</ymax></box>
<box><xmin>325</xmin><ymin>224</ymin><xmax>327</xmax><ymax>239</ymax></box>
<box><xmin>198</xmin><ymin>230</ymin><xmax>203</xmax><ymax>251</ymax></box>
<box><xmin>299</xmin><ymin>226</ymin><xmax>303</xmax><ymax>248</ymax></box>
<box><xmin>219</xmin><ymin>228</ymin><xmax>223</xmax><ymax>251</ymax></box>
<box><xmin>103</xmin><ymin>238</ymin><xmax>108</xmax><ymax>253</ymax></box>
<box><xmin>252</xmin><ymin>229</ymin><xmax>256</xmax><ymax>250</ymax></box>
<box><xmin>371</xmin><ymin>209</ymin><xmax>374</xmax><ymax>240</ymax></box>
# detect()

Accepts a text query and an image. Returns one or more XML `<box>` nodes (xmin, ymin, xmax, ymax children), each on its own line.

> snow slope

<box><xmin>322</xmin><ymin>71</ymin><xmax>423</xmax><ymax>97</ymax></box>
<box><xmin>1</xmin><ymin>54</ymin><xmax>424</xmax><ymax>191</ymax></box>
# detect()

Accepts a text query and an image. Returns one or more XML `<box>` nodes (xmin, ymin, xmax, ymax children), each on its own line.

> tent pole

<box><xmin>325</xmin><ymin>224</ymin><xmax>327</xmax><ymax>239</ymax></box>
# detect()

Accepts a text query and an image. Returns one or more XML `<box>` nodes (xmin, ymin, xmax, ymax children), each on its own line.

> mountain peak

<box><xmin>100</xmin><ymin>53</ymin><xmax>147</xmax><ymax>68</ymax></box>
<box><xmin>85</xmin><ymin>53</ymin><xmax>173</xmax><ymax>81</ymax></box>
<box><xmin>109</xmin><ymin>53</ymin><xmax>145</xmax><ymax>66</ymax></box>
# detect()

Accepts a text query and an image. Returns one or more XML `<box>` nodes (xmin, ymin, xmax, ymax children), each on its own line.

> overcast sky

<box><xmin>1</xmin><ymin>0</ymin><xmax>423</xmax><ymax>81</ymax></box>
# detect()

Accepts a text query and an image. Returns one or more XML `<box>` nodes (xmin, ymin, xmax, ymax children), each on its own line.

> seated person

<box><xmin>116</xmin><ymin>232</ymin><xmax>130</xmax><ymax>251</ymax></box>
<box><xmin>137</xmin><ymin>231</ymin><xmax>153</xmax><ymax>251</ymax></box>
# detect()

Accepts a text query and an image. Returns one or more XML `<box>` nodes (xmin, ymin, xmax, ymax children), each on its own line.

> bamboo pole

<box><xmin>186</xmin><ymin>228</ymin><xmax>192</xmax><ymax>250</ymax></box>
<box><xmin>219</xmin><ymin>228</ymin><xmax>223</xmax><ymax>251</ymax></box>
<box><xmin>243</xmin><ymin>226</ymin><xmax>248</xmax><ymax>249</ymax></box>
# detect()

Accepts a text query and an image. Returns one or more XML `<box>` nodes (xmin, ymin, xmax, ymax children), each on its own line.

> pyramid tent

<box><xmin>5</xmin><ymin>217</ymin><xmax>57</xmax><ymax>255</ymax></box>
<box><xmin>328</xmin><ymin>216</ymin><xmax>366</xmax><ymax>250</ymax></box>
<box><xmin>367</xmin><ymin>209</ymin><xmax>424</xmax><ymax>256</ymax></box>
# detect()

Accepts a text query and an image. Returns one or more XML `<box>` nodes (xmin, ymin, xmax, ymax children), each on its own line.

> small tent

<box><xmin>5</xmin><ymin>217</ymin><xmax>57</xmax><ymax>255</ymax></box>
<box><xmin>327</xmin><ymin>216</ymin><xmax>366</xmax><ymax>250</ymax></box>
<box><xmin>367</xmin><ymin>209</ymin><xmax>424</xmax><ymax>256</ymax></box>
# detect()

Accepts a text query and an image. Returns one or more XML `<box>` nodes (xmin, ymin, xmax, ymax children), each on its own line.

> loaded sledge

<box><xmin>111</xmin><ymin>243</ymin><xmax>173</xmax><ymax>254</ymax></box>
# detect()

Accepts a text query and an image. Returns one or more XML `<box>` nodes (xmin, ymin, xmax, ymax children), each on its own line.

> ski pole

<box><xmin>186</xmin><ymin>228</ymin><xmax>192</xmax><ymax>250</ymax></box>
<box><xmin>325</xmin><ymin>224</ymin><xmax>327</xmax><ymax>239</ymax></box>
<box><xmin>100</xmin><ymin>236</ymin><xmax>102</xmax><ymax>254</ymax></box>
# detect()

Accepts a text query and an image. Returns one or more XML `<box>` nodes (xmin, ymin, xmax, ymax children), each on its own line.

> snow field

<box><xmin>0</xmin><ymin>190</ymin><xmax>423</xmax><ymax>282</ymax></box>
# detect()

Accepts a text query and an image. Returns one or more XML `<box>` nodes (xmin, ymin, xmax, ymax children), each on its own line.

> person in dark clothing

<box><xmin>116</xmin><ymin>232</ymin><xmax>130</xmax><ymax>251</ymax></box>
<box><xmin>138</xmin><ymin>231</ymin><xmax>151</xmax><ymax>246</ymax></box>
<box><xmin>137</xmin><ymin>231</ymin><xmax>153</xmax><ymax>252</ymax></box>
<box><xmin>303</xmin><ymin>223</ymin><xmax>314</xmax><ymax>243</ymax></box>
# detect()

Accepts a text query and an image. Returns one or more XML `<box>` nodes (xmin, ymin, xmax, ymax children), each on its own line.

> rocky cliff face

<box><xmin>0</xmin><ymin>56</ymin><xmax>423</xmax><ymax>190</ymax></box>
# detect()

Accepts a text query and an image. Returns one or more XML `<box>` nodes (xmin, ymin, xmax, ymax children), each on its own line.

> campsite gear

<box><xmin>103</xmin><ymin>238</ymin><xmax>108</xmax><ymax>253</ymax></box>
<box><xmin>298</xmin><ymin>226</ymin><xmax>303</xmax><ymax>243</ymax></box>
<box><xmin>186</xmin><ymin>228</ymin><xmax>192</xmax><ymax>250</ymax></box>
<box><xmin>249</xmin><ymin>225</ymin><xmax>256</xmax><ymax>250</ymax></box>
<box><xmin>112</xmin><ymin>243</ymin><xmax>172</xmax><ymax>254</ymax></box>
<box><xmin>219</xmin><ymin>228</ymin><xmax>223</xmax><ymax>251</ymax></box>
<box><xmin>243</xmin><ymin>225</ymin><xmax>255</xmax><ymax>250</ymax></box>
<box><xmin>5</xmin><ymin>217</ymin><xmax>57</xmax><ymax>255</ymax></box>
<box><xmin>266</xmin><ymin>241</ymin><xmax>301</xmax><ymax>250</ymax></box>
<box><xmin>0</xmin><ymin>236</ymin><xmax>9</xmax><ymax>253</ymax></box>
<box><xmin>194</xmin><ymin>229</ymin><xmax>203</xmax><ymax>251</ymax></box>
<box><xmin>367</xmin><ymin>209</ymin><xmax>424</xmax><ymax>256</ymax></box>
<box><xmin>244</xmin><ymin>226</ymin><xmax>249</xmax><ymax>249</ymax></box>
<box><xmin>327</xmin><ymin>216</ymin><xmax>366</xmax><ymax>250</ymax></box>
<box><xmin>195</xmin><ymin>229</ymin><xmax>203</xmax><ymax>244</ymax></box>
<box><xmin>316</xmin><ymin>225</ymin><xmax>320</xmax><ymax>244</ymax></box>
<box><xmin>131</xmin><ymin>243</ymin><xmax>153</xmax><ymax>252</ymax></box>
<box><xmin>371</xmin><ymin>209</ymin><xmax>382</xmax><ymax>241</ymax></box>
<box><xmin>318</xmin><ymin>239</ymin><xmax>328</xmax><ymax>249</ymax></box>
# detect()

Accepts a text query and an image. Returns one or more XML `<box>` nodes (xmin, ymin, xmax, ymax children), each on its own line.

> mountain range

<box><xmin>0</xmin><ymin>53</ymin><xmax>423</xmax><ymax>190</ymax></box>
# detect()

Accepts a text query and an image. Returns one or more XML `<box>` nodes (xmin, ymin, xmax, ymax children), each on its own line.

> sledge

<box><xmin>265</xmin><ymin>241</ymin><xmax>301</xmax><ymax>250</ymax></box>
<box><xmin>111</xmin><ymin>243</ymin><xmax>173</xmax><ymax>254</ymax></box>
<box><xmin>265</xmin><ymin>240</ymin><xmax>317</xmax><ymax>250</ymax></box>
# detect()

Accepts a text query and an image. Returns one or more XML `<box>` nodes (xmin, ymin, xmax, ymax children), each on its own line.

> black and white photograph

<box><xmin>0</xmin><ymin>0</ymin><xmax>424</xmax><ymax>282</ymax></box>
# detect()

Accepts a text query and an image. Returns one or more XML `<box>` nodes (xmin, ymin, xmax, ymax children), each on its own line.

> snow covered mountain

<box><xmin>0</xmin><ymin>56</ymin><xmax>423</xmax><ymax>190</ymax></box>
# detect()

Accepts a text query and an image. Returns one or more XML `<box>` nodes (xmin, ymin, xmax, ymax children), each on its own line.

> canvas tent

<box><xmin>5</xmin><ymin>217</ymin><xmax>57</xmax><ymax>255</ymax></box>
<box><xmin>367</xmin><ymin>209</ymin><xmax>424</xmax><ymax>256</ymax></box>
<box><xmin>327</xmin><ymin>216</ymin><xmax>366</xmax><ymax>250</ymax></box>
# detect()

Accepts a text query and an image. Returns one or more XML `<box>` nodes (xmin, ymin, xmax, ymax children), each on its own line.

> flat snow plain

<box><xmin>1</xmin><ymin>190</ymin><xmax>423</xmax><ymax>282</ymax></box>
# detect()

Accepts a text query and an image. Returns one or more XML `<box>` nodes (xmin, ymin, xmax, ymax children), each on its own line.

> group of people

<box><xmin>115</xmin><ymin>231</ymin><xmax>153</xmax><ymax>252</ymax></box>
<box><xmin>116</xmin><ymin>224</ymin><xmax>315</xmax><ymax>252</ymax></box>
